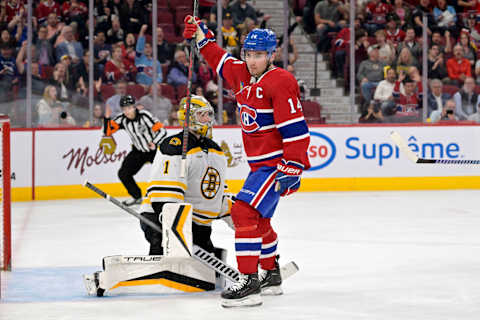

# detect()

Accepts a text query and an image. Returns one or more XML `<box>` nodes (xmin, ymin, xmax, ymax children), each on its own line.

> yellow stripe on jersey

<box><xmin>193</xmin><ymin>208</ymin><xmax>220</xmax><ymax>217</ymax></box>
<box><xmin>187</xmin><ymin>147</ymin><xmax>225</xmax><ymax>157</ymax></box>
<box><xmin>193</xmin><ymin>217</ymin><xmax>213</xmax><ymax>225</ymax></box>
<box><xmin>147</xmin><ymin>180</ymin><xmax>188</xmax><ymax>191</ymax></box>
<box><xmin>148</xmin><ymin>192</ymin><xmax>184</xmax><ymax>200</ymax></box>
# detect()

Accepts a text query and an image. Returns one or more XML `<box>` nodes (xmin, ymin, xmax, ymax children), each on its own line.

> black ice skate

<box><xmin>122</xmin><ymin>197</ymin><xmax>142</xmax><ymax>206</ymax></box>
<box><xmin>221</xmin><ymin>272</ymin><xmax>262</xmax><ymax>308</ymax></box>
<box><xmin>259</xmin><ymin>256</ymin><xmax>283</xmax><ymax>295</ymax></box>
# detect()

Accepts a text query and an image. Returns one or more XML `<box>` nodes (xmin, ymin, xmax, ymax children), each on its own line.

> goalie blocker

<box><xmin>84</xmin><ymin>203</ymin><xmax>228</xmax><ymax>296</ymax></box>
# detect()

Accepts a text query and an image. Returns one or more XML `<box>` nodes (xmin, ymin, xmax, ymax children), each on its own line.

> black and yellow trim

<box><xmin>110</xmin><ymin>270</ymin><xmax>215</xmax><ymax>292</ymax></box>
<box><xmin>172</xmin><ymin>204</ymin><xmax>192</xmax><ymax>256</ymax></box>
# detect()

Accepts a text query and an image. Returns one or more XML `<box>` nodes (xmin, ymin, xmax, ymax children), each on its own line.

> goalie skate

<box><xmin>83</xmin><ymin>272</ymin><xmax>105</xmax><ymax>297</ymax></box>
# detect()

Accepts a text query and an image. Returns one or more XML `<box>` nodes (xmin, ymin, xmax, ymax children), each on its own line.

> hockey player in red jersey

<box><xmin>184</xmin><ymin>16</ymin><xmax>310</xmax><ymax>307</ymax></box>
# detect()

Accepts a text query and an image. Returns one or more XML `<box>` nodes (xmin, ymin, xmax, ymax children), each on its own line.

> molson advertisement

<box><xmin>10</xmin><ymin>125</ymin><xmax>480</xmax><ymax>201</ymax></box>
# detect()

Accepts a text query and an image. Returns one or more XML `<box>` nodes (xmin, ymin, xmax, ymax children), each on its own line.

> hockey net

<box><xmin>0</xmin><ymin>116</ymin><xmax>10</xmax><ymax>271</ymax></box>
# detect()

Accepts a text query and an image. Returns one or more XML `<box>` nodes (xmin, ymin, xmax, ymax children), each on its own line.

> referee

<box><xmin>103</xmin><ymin>95</ymin><xmax>167</xmax><ymax>206</ymax></box>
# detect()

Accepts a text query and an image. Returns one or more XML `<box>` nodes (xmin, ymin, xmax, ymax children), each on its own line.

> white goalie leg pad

<box><xmin>162</xmin><ymin>203</ymin><xmax>193</xmax><ymax>257</ymax></box>
<box><xmin>86</xmin><ymin>255</ymin><xmax>216</xmax><ymax>296</ymax></box>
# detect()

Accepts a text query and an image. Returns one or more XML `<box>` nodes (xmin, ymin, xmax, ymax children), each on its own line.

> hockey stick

<box><xmin>83</xmin><ymin>181</ymin><xmax>299</xmax><ymax>282</ymax></box>
<box><xmin>390</xmin><ymin>131</ymin><xmax>480</xmax><ymax>164</ymax></box>
<box><xmin>180</xmin><ymin>0</ymin><xmax>199</xmax><ymax>178</ymax></box>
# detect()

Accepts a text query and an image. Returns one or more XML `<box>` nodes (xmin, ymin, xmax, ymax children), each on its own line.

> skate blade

<box><xmin>261</xmin><ymin>285</ymin><xmax>283</xmax><ymax>296</ymax></box>
<box><xmin>221</xmin><ymin>294</ymin><xmax>263</xmax><ymax>308</ymax></box>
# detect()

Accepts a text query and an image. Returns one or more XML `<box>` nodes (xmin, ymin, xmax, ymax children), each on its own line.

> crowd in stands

<box><xmin>299</xmin><ymin>0</ymin><xmax>480</xmax><ymax>123</ymax></box>
<box><xmin>0</xmin><ymin>0</ymin><xmax>297</xmax><ymax>127</ymax></box>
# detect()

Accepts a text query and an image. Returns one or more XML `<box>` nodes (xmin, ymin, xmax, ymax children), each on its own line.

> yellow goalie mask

<box><xmin>178</xmin><ymin>95</ymin><xmax>215</xmax><ymax>138</ymax></box>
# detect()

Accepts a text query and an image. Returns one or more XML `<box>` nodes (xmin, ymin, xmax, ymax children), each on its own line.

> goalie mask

<box><xmin>178</xmin><ymin>95</ymin><xmax>215</xmax><ymax>138</ymax></box>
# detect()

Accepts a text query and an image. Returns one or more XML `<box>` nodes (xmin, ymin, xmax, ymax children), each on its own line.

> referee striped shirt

<box><xmin>104</xmin><ymin>109</ymin><xmax>167</xmax><ymax>152</ymax></box>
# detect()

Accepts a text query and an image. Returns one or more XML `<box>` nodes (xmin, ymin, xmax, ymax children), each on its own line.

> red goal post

<box><xmin>0</xmin><ymin>115</ymin><xmax>10</xmax><ymax>271</ymax></box>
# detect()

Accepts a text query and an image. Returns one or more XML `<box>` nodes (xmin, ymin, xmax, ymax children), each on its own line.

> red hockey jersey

<box><xmin>200</xmin><ymin>42</ymin><xmax>310</xmax><ymax>171</ymax></box>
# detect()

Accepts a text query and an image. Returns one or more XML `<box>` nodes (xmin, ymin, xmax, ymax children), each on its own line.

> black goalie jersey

<box><xmin>140</xmin><ymin>132</ymin><xmax>231</xmax><ymax>226</ymax></box>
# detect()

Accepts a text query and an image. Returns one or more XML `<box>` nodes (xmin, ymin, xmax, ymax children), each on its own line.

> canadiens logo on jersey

<box><xmin>239</xmin><ymin>104</ymin><xmax>260</xmax><ymax>133</ymax></box>
<box><xmin>201</xmin><ymin>167</ymin><xmax>221</xmax><ymax>199</ymax></box>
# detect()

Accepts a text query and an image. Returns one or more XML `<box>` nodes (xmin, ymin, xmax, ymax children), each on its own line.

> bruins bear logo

<box><xmin>201</xmin><ymin>167</ymin><xmax>221</xmax><ymax>199</ymax></box>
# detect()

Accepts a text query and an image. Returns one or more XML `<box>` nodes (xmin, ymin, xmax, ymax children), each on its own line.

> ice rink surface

<box><xmin>1</xmin><ymin>190</ymin><xmax>480</xmax><ymax>320</ymax></box>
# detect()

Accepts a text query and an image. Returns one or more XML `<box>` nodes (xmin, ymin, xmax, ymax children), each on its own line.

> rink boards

<box><xmin>10</xmin><ymin>124</ymin><xmax>480</xmax><ymax>201</ymax></box>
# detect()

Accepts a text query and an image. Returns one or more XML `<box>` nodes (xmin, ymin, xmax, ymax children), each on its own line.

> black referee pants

<box><xmin>118</xmin><ymin>146</ymin><xmax>156</xmax><ymax>199</ymax></box>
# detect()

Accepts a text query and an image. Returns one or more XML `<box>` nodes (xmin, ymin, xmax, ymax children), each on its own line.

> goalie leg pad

<box><xmin>231</xmin><ymin>200</ymin><xmax>261</xmax><ymax>274</ymax></box>
<box><xmin>85</xmin><ymin>255</ymin><xmax>216</xmax><ymax>296</ymax></box>
<box><xmin>162</xmin><ymin>203</ymin><xmax>193</xmax><ymax>257</ymax></box>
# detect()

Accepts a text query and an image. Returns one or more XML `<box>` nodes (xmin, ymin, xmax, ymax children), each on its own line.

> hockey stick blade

<box><xmin>390</xmin><ymin>131</ymin><xmax>480</xmax><ymax>165</ymax></box>
<box><xmin>84</xmin><ymin>182</ymin><xmax>298</xmax><ymax>283</ymax></box>
<box><xmin>390</xmin><ymin>131</ymin><xmax>419</xmax><ymax>163</ymax></box>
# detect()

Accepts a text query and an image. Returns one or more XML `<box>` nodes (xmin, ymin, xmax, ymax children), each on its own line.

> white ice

<box><xmin>1</xmin><ymin>190</ymin><xmax>480</xmax><ymax>320</ymax></box>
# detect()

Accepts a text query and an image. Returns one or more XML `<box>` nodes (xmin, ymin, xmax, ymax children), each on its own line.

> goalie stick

<box><xmin>390</xmin><ymin>131</ymin><xmax>480</xmax><ymax>165</ymax></box>
<box><xmin>83</xmin><ymin>181</ymin><xmax>299</xmax><ymax>283</ymax></box>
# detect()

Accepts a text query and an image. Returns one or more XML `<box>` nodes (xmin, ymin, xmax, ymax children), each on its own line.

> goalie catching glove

<box><xmin>275</xmin><ymin>159</ymin><xmax>303</xmax><ymax>196</ymax></box>
<box><xmin>183</xmin><ymin>15</ymin><xmax>215</xmax><ymax>49</ymax></box>
<box><xmin>99</xmin><ymin>136</ymin><xmax>117</xmax><ymax>155</ymax></box>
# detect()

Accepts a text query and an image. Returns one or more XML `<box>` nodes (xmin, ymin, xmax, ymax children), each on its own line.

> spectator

<box><xmin>197</xmin><ymin>57</ymin><xmax>216</xmax><ymax>90</ymax></box>
<box><xmin>0</xmin><ymin>43</ymin><xmax>19</xmax><ymax>93</ymax></box>
<box><xmin>55</xmin><ymin>25</ymin><xmax>83</xmax><ymax>64</ymax></box>
<box><xmin>412</xmin><ymin>0</ymin><xmax>435</xmax><ymax>37</ymax></box>
<box><xmin>364</xmin><ymin>0</ymin><xmax>392</xmax><ymax>35</ymax></box>
<box><xmin>7</xmin><ymin>9</ymin><xmax>27</xmax><ymax>46</ymax></box>
<box><xmin>135</xmin><ymin>24</ymin><xmax>163</xmax><ymax>89</ymax></box>
<box><xmin>209</xmin><ymin>0</ymin><xmax>231</xmax><ymax>27</ymax></box>
<box><xmin>446</xmin><ymin>44</ymin><xmax>472</xmax><ymax>86</ymax></box>
<box><xmin>230</xmin><ymin>0</ymin><xmax>257</xmax><ymax>27</ymax></box>
<box><xmin>314</xmin><ymin>0</ymin><xmax>343</xmax><ymax>53</ymax></box>
<box><xmin>394</xmin><ymin>47</ymin><xmax>419</xmax><ymax>75</ymax></box>
<box><xmin>120</xmin><ymin>0</ymin><xmax>145</xmax><ymax>34</ymax></box>
<box><xmin>396</xmin><ymin>27</ymin><xmax>421</xmax><ymax>59</ymax></box>
<box><xmin>431</xmin><ymin>30</ymin><xmax>452</xmax><ymax>56</ymax></box>
<box><xmin>61</xmin><ymin>0</ymin><xmax>88</xmax><ymax>25</ymax></box>
<box><xmin>430</xmin><ymin>98</ymin><xmax>458</xmax><ymax>122</ymax></box>
<box><xmin>359</xmin><ymin>100</ymin><xmax>383</xmax><ymax>123</ymax></box>
<box><xmin>16</xmin><ymin>41</ymin><xmax>45</xmax><ymax>96</ymax></box>
<box><xmin>393</xmin><ymin>0</ymin><xmax>411</xmax><ymax>28</ymax></box>
<box><xmin>83</xmin><ymin>104</ymin><xmax>104</xmax><ymax>127</ymax></box>
<box><xmin>156</xmin><ymin>27</ymin><xmax>174</xmax><ymax>66</ymax></box>
<box><xmin>458</xmin><ymin>30</ymin><xmax>476</xmax><ymax>67</ymax></box>
<box><xmin>385</xmin><ymin>13</ymin><xmax>405</xmax><ymax>48</ymax></box>
<box><xmin>60</xmin><ymin>54</ymin><xmax>86</xmax><ymax>95</ymax></box>
<box><xmin>222</xmin><ymin>12</ymin><xmax>239</xmax><ymax>55</ymax></box>
<box><xmin>453</xmin><ymin>77</ymin><xmax>479</xmax><ymax>120</ymax></box>
<box><xmin>46</xmin><ymin>12</ymin><xmax>64</xmax><ymax>41</ymax></box>
<box><xmin>357</xmin><ymin>45</ymin><xmax>387</xmax><ymax>106</ymax></box>
<box><xmin>137</xmin><ymin>83</ymin><xmax>172</xmax><ymax>124</ymax></box>
<box><xmin>427</xmin><ymin>45</ymin><xmax>448</xmax><ymax>81</ymax></box>
<box><xmin>106</xmin><ymin>15</ymin><xmax>125</xmax><ymax>44</ymax></box>
<box><xmin>104</xmin><ymin>45</ymin><xmax>136</xmax><ymax>83</ymax></box>
<box><xmin>122</xmin><ymin>33</ymin><xmax>136</xmax><ymax>64</ymax></box>
<box><xmin>36</xmin><ymin>85</ymin><xmax>60</xmax><ymax>126</ymax></box>
<box><xmin>428</xmin><ymin>78</ymin><xmax>451</xmax><ymax>116</ymax></box>
<box><xmin>105</xmin><ymin>79</ymin><xmax>128</xmax><ymax>117</ymax></box>
<box><xmin>35</xmin><ymin>25</ymin><xmax>55</xmax><ymax>66</ymax></box>
<box><xmin>391</xmin><ymin>71</ymin><xmax>423</xmax><ymax>120</ymax></box>
<box><xmin>94</xmin><ymin>31</ymin><xmax>112</xmax><ymax>72</ymax></box>
<box><xmin>35</xmin><ymin>0</ymin><xmax>61</xmax><ymax>25</ymax></box>
<box><xmin>5</xmin><ymin>0</ymin><xmax>25</xmax><ymax>22</ymax></box>
<box><xmin>454</xmin><ymin>0</ymin><xmax>476</xmax><ymax>12</ymax></box>
<box><xmin>167</xmin><ymin>49</ymin><xmax>197</xmax><ymax>87</ymax></box>
<box><xmin>433</xmin><ymin>0</ymin><xmax>457</xmax><ymax>35</ymax></box>
<box><xmin>96</xmin><ymin>0</ymin><xmax>113</xmax><ymax>33</ymax></box>
<box><xmin>374</xmin><ymin>67</ymin><xmax>399</xmax><ymax>114</ymax></box>
<box><xmin>375</xmin><ymin>29</ymin><xmax>395</xmax><ymax>64</ymax></box>
<box><xmin>58</xmin><ymin>109</ymin><xmax>77</xmax><ymax>127</ymax></box>
<box><xmin>0</xmin><ymin>29</ymin><xmax>17</xmax><ymax>48</ymax></box>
